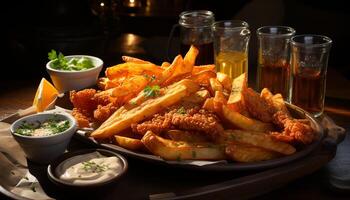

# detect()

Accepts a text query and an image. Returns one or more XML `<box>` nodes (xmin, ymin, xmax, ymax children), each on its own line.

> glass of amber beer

<box><xmin>290</xmin><ymin>35</ymin><xmax>332</xmax><ymax>117</ymax></box>
<box><xmin>212</xmin><ymin>20</ymin><xmax>250</xmax><ymax>79</ymax></box>
<box><xmin>257</xmin><ymin>26</ymin><xmax>295</xmax><ymax>100</ymax></box>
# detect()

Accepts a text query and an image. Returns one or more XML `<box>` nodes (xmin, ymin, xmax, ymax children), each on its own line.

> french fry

<box><xmin>192</xmin><ymin>65</ymin><xmax>216</xmax><ymax>74</ymax></box>
<box><xmin>209</xmin><ymin>78</ymin><xmax>224</xmax><ymax>94</ymax></box>
<box><xmin>216</xmin><ymin>72</ymin><xmax>232</xmax><ymax>91</ymax></box>
<box><xmin>224</xmin><ymin>130</ymin><xmax>296</xmax><ymax>155</ymax></box>
<box><xmin>166</xmin><ymin>130</ymin><xmax>209</xmax><ymax>143</ymax></box>
<box><xmin>122</xmin><ymin>56</ymin><xmax>151</xmax><ymax>64</ymax></box>
<box><xmin>202</xmin><ymin>97</ymin><xmax>215</xmax><ymax>112</ymax></box>
<box><xmin>91</xmin><ymin>79</ymin><xmax>200</xmax><ymax>139</ymax></box>
<box><xmin>111</xmin><ymin>75</ymin><xmax>148</xmax><ymax>97</ymax></box>
<box><xmin>183</xmin><ymin>45</ymin><xmax>199</xmax><ymax>68</ymax></box>
<box><xmin>213</xmin><ymin>91</ymin><xmax>227</xmax><ymax>115</ymax></box>
<box><xmin>161</xmin><ymin>62</ymin><xmax>171</xmax><ymax>68</ymax></box>
<box><xmin>160</xmin><ymin>55</ymin><xmax>192</xmax><ymax>85</ymax></box>
<box><xmin>227</xmin><ymin>73</ymin><xmax>247</xmax><ymax>113</ymax></box>
<box><xmin>225</xmin><ymin>143</ymin><xmax>281</xmax><ymax>162</ymax></box>
<box><xmin>242</xmin><ymin>87</ymin><xmax>275</xmax><ymax>122</ymax></box>
<box><xmin>106</xmin><ymin>63</ymin><xmax>163</xmax><ymax>81</ymax></box>
<box><xmin>261</xmin><ymin>88</ymin><xmax>289</xmax><ymax>114</ymax></box>
<box><xmin>141</xmin><ymin>131</ymin><xmax>226</xmax><ymax>160</ymax></box>
<box><xmin>115</xmin><ymin>135</ymin><xmax>144</xmax><ymax>151</ymax></box>
<box><xmin>222</xmin><ymin>105</ymin><xmax>273</xmax><ymax>132</ymax></box>
<box><xmin>190</xmin><ymin>70</ymin><xmax>217</xmax><ymax>86</ymax></box>
<box><xmin>181</xmin><ymin>89</ymin><xmax>210</xmax><ymax>104</ymax></box>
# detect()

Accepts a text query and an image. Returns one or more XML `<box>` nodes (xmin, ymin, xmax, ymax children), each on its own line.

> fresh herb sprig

<box><xmin>48</xmin><ymin>50</ymin><xmax>94</xmax><ymax>71</ymax></box>
<box><xmin>143</xmin><ymin>85</ymin><xmax>161</xmax><ymax>97</ymax></box>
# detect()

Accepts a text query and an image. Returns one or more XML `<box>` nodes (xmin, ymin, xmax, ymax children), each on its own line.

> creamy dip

<box><xmin>56</xmin><ymin>152</ymin><xmax>122</xmax><ymax>185</ymax></box>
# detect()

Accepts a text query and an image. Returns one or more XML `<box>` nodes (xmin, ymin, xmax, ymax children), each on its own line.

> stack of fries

<box><xmin>71</xmin><ymin>46</ymin><xmax>315</xmax><ymax>163</ymax></box>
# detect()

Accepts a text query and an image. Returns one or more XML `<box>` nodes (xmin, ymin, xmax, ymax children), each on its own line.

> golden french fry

<box><xmin>210</xmin><ymin>78</ymin><xmax>224</xmax><ymax>93</ymax></box>
<box><xmin>242</xmin><ymin>87</ymin><xmax>275</xmax><ymax>123</ymax></box>
<box><xmin>161</xmin><ymin>62</ymin><xmax>171</xmax><ymax>68</ymax></box>
<box><xmin>225</xmin><ymin>143</ymin><xmax>281</xmax><ymax>162</ymax></box>
<box><xmin>216</xmin><ymin>72</ymin><xmax>232</xmax><ymax>91</ymax></box>
<box><xmin>122</xmin><ymin>56</ymin><xmax>151</xmax><ymax>64</ymax></box>
<box><xmin>227</xmin><ymin>73</ymin><xmax>247</xmax><ymax>113</ymax></box>
<box><xmin>141</xmin><ymin>131</ymin><xmax>226</xmax><ymax>160</ymax></box>
<box><xmin>166</xmin><ymin>130</ymin><xmax>209</xmax><ymax>143</ymax></box>
<box><xmin>202</xmin><ymin>97</ymin><xmax>215</xmax><ymax>112</ymax></box>
<box><xmin>111</xmin><ymin>75</ymin><xmax>148</xmax><ymax>97</ymax></box>
<box><xmin>213</xmin><ymin>91</ymin><xmax>227</xmax><ymax>115</ymax></box>
<box><xmin>190</xmin><ymin>70</ymin><xmax>217</xmax><ymax>86</ymax></box>
<box><xmin>192</xmin><ymin>65</ymin><xmax>216</xmax><ymax>74</ymax></box>
<box><xmin>160</xmin><ymin>55</ymin><xmax>192</xmax><ymax>85</ymax></box>
<box><xmin>224</xmin><ymin>130</ymin><xmax>296</xmax><ymax>155</ymax></box>
<box><xmin>222</xmin><ymin>105</ymin><xmax>274</xmax><ymax>132</ymax></box>
<box><xmin>181</xmin><ymin>89</ymin><xmax>210</xmax><ymax>104</ymax></box>
<box><xmin>115</xmin><ymin>135</ymin><xmax>144</xmax><ymax>151</ymax></box>
<box><xmin>184</xmin><ymin>45</ymin><xmax>199</xmax><ymax>68</ymax></box>
<box><xmin>261</xmin><ymin>88</ymin><xmax>289</xmax><ymax>114</ymax></box>
<box><xmin>106</xmin><ymin>63</ymin><xmax>163</xmax><ymax>81</ymax></box>
<box><xmin>91</xmin><ymin>79</ymin><xmax>200</xmax><ymax>139</ymax></box>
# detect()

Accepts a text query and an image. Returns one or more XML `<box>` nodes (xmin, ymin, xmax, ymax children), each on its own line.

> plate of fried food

<box><xmin>68</xmin><ymin>46</ymin><xmax>323</xmax><ymax>171</ymax></box>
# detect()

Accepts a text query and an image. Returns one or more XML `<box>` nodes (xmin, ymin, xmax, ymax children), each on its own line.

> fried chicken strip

<box><xmin>132</xmin><ymin>106</ymin><xmax>224</xmax><ymax>141</ymax></box>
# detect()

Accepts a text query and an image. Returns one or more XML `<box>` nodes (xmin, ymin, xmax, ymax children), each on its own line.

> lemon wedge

<box><xmin>33</xmin><ymin>78</ymin><xmax>59</xmax><ymax>112</ymax></box>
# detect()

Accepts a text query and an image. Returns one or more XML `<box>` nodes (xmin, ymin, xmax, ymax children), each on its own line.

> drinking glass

<box><xmin>257</xmin><ymin>26</ymin><xmax>295</xmax><ymax>100</ymax></box>
<box><xmin>290</xmin><ymin>35</ymin><xmax>332</xmax><ymax>117</ymax></box>
<box><xmin>168</xmin><ymin>10</ymin><xmax>215</xmax><ymax>65</ymax></box>
<box><xmin>212</xmin><ymin>20</ymin><xmax>250</xmax><ymax>79</ymax></box>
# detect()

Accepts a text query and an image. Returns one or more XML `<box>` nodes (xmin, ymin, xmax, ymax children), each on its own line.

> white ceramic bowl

<box><xmin>46</xmin><ymin>55</ymin><xmax>103</xmax><ymax>93</ymax></box>
<box><xmin>10</xmin><ymin>113</ymin><xmax>77</xmax><ymax>164</ymax></box>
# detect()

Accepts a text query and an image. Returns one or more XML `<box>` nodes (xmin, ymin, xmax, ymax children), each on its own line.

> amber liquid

<box><xmin>215</xmin><ymin>51</ymin><xmax>248</xmax><ymax>80</ymax></box>
<box><xmin>258</xmin><ymin>63</ymin><xmax>290</xmax><ymax>98</ymax></box>
<box><xmin>180</xmin><ymin>42</ymin><xmax>214</xmax><ymax>65</ymax></box>
<box><xmin>292</xmin><ymin>68</ymin><xmax>325</xmax><ymax>116</ymax></box>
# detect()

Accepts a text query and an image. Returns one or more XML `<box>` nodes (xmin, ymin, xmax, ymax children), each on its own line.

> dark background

<box><xmin>3</xmin><ymin>0</ymin><xmax>349</xmax><ymax>85</ymax></box>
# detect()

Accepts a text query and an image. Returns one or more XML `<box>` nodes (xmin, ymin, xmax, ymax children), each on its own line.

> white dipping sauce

<box><xmin>56</xmin><ymin>152</ymin><xmax>122</xmax><ymax>185</ymax></box>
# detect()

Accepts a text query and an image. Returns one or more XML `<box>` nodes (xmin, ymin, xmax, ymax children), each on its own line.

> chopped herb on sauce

<box><xmin>15</xmin><ymin>116</ymin><xmax>70</xmax><ymax>136</ymax></box>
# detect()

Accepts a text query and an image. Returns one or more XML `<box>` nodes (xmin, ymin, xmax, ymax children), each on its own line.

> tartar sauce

<box><xmin>56</xmin><ymin>152</ymin><xmax>122</xmax><ymax>185</ymax></box>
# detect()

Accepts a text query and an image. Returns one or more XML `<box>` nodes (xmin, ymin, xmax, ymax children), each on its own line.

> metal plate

<box><xmin>75</xmin><ymin>103</ymin><xmax>324</xmax><ymax>171</ymax></box>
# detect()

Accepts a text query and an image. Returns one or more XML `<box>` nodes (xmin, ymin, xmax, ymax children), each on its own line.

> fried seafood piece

<box><xmin>72</xmin><ymin>108</ymin><xmax>92</xmax><ymax>128</ymax></box>
<box><xmin>70</xmin><ymin>89</ymin><xmax>119</xmax><ymax>127</ymax></box>
<box><xmin>242</xmin><ymin>87</ymin><xmax>315</xmax><ymax>144</ymax></box>
<box><xmin>171</xmin><ymin>108</ymin><xmax>224</xmax><ymax>140</ymax></box>
<box><xmin>132</xmin><ymin>106</ymin><xmax>224</xmax><ymax>141</ymax></box>
<box><xmin>70</xmin><ymin>89</ymin><xmax>97</xmax><ymax>112</ymax></box>
<box><xmin>131</xmin><ymin>113</ymin><xmax>173</xmax><ymax>135</ymax></box>
<box><xmin>271</xmin><ymin>111</ymin><xmax>316</xmax><ymax>144</ymax></box>
<box><xmin>93</xmin><ymin>103</ymin><xmax>119</xmax><ymax>123</ymax></box>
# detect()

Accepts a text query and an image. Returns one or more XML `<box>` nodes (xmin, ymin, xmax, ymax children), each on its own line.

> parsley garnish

<box><xmin>143</xmin><ymin>85</ymin><xmax>160</xmax><ymax>97</ymax></box>
<box><xmin>48</xmin><ymin>49</ymin><xmax>94</xmax><ymax>71</ymax></box>
<box><xmin>177</xmin><ymin>107</ymin><xmax>186</xmax><ymax>114</ymax></box>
